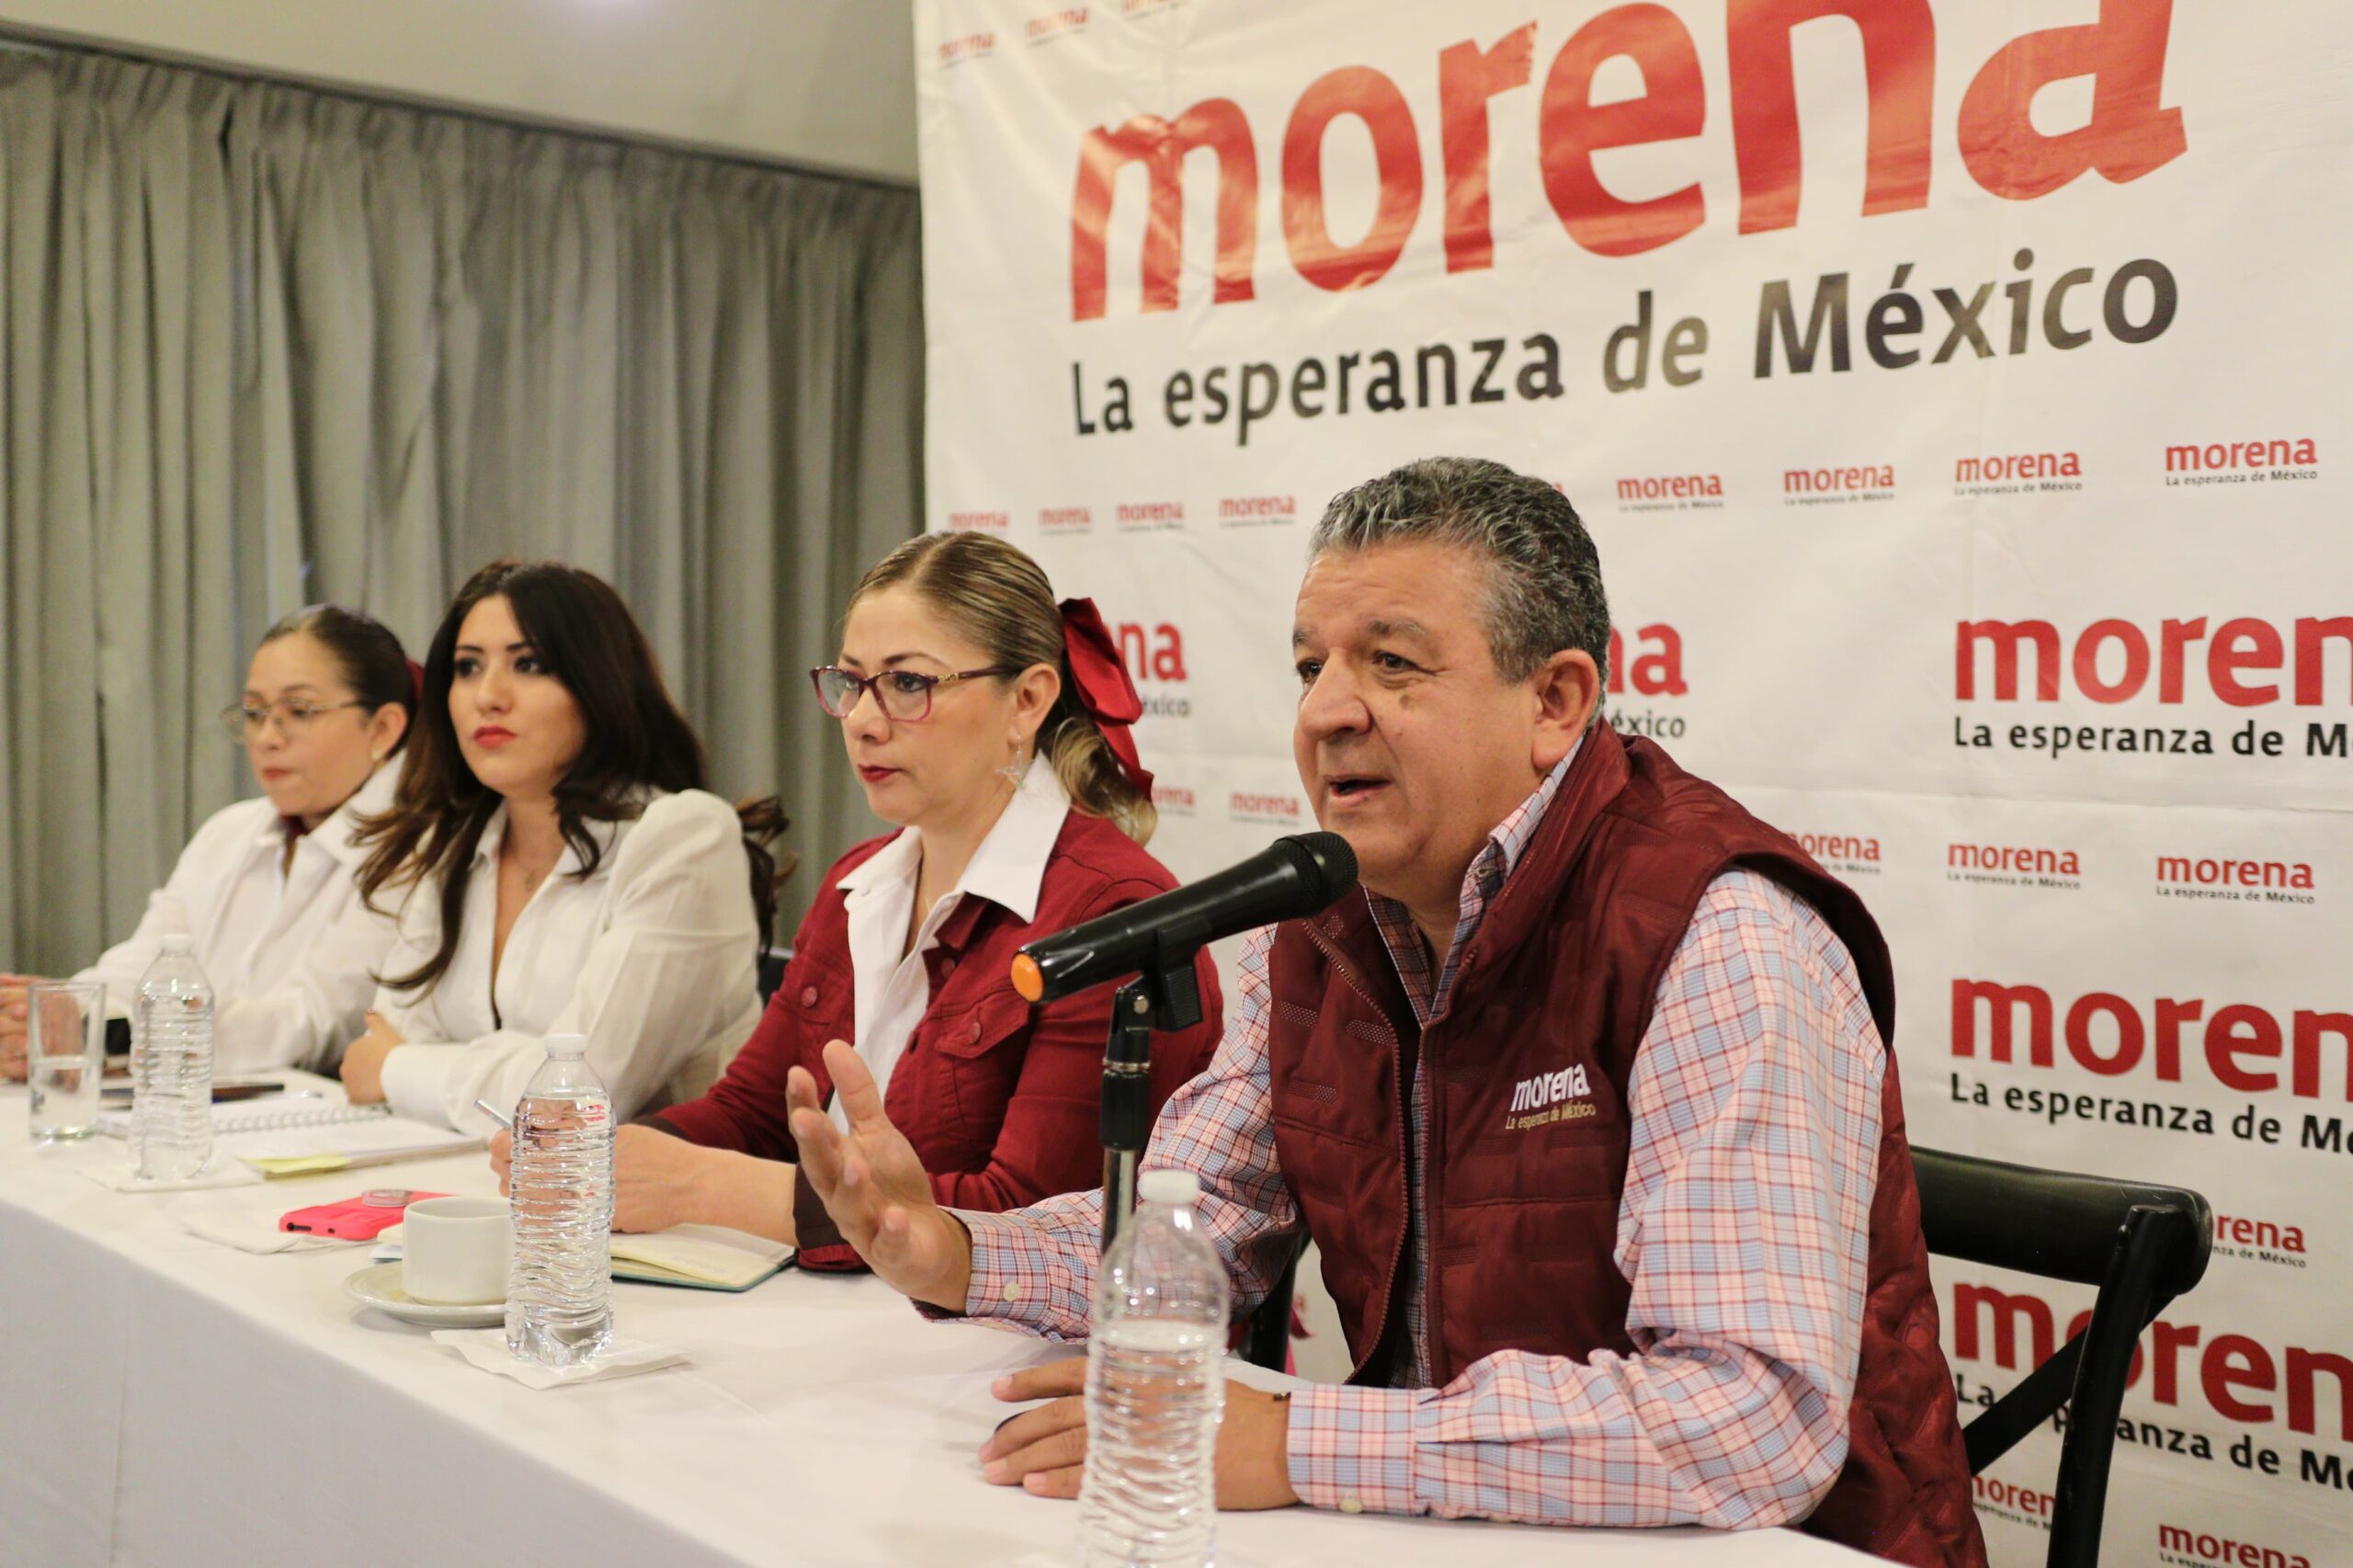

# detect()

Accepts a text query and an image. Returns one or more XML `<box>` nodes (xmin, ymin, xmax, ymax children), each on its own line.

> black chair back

<box><xmin>1914</xmin><ymin>1145</ymin><xmax>2211</xmax><ymax>1568</ymax></box>
<box><xmin>756</xmin><ymin>947</ymin><xmax>791</xmax><ymax>1006</ymax></box>
<box><xmin>1241</xmin><ymin>1245</ymin><xmax>1302</xmax><ymax>1371</ymax></box>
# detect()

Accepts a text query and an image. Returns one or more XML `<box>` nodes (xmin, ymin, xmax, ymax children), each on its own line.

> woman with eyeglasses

<box><xmin>492</xmin><ymin>532</ymin><xmax>1221</xmax><ymax>1267</ymax></box>
<box><xmin>346</xmin><ymin>559</ymin><xmax>787</xmax><ymax>1131</ymax></box>
<box><xmin>0</xmin><ymin>606</ymin><xmax>416</xmax><ymax>1081</ymax></box>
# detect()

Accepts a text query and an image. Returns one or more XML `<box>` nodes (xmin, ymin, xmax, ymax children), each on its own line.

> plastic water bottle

<box><xmin>131</xmin><ymin>934</ymin><xmax>215</xmax><ymax>1180</ymax></box>
<box><xmin>506</xmin><ymin>1033</ymin><xmax>614</xmax><ymax>1367</ymax></box>
<box><xmin>1076</xmin><ymin>1168</ymin><xmax>1230</xmax><ymax>1568</ymax></box>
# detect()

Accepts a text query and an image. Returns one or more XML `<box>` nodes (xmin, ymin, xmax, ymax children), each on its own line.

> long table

<box><xmin>0</xmin><ymin>1086</ymin><xmax>1869</xmax><ymax>1567</ymax></box>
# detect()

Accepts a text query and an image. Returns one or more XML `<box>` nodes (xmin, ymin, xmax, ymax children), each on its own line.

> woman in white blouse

<box><xmin>342</xmin><ymin>559</ymin><xmax>785</xmax><ymax>1131</ymax></box>
<box><xmin>0</xmin><ymin>606</ymin><xmax>415</xmax><ymax>1079</ymax></box>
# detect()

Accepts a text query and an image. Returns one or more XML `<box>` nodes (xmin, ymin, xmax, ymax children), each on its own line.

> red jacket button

<box><xmin>800</xmin><ymin>985</ymin><xmax>819</xmax><ymax>1007</ymax></box>
<box><xmin>963</xmin><ymin>1018</ymin><xmax>983</xmax><ymax>1045</ymax></box>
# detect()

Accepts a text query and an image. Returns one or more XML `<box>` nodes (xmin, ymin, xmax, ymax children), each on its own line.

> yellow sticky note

<box><xmin>244</xmin><ymin>1154</ymin><xmax>353</xmax><ymax>1177</ymax></box>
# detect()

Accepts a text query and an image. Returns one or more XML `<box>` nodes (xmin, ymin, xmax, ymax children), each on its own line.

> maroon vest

<box><xmin>1266</xmin><ymin>726</ymin><xmax>1984</xmax><ymax>1567</ymax></box>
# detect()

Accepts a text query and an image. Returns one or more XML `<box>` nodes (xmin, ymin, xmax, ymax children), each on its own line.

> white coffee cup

<box><xmin>403</xmin><ymin>1197</ymin><xmax>510</xmax><ymax>1305</ymax></box>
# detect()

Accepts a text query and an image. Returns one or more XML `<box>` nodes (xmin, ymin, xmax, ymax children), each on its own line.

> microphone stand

<box><xmin>1099</xmin><ymin>947</ymin><xmax>1203</xmax><ymax>1255</ymax></box>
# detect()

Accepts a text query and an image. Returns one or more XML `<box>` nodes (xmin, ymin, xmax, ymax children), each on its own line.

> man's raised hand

<box><xmin>785</xmin><ymin>1039</ymin><xmax>973</xmax><ymax>1311</ymax></box>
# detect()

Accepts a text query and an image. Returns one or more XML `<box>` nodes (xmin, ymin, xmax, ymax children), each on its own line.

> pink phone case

<box><xmin>278</xmin><ymin>1189</ymin><xmax>448</xmax><ymax>1240</ymax></box>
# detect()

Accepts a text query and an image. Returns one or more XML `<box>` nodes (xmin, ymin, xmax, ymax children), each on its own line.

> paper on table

<box><xmin>94</xmin><ymin>1093</ymin><xmax>374</xmax><ymax>1141</ymax></box>
<box><xmin>83</xmin><ymin>1162</ymin><xmax>263</xmax><ymax>1193</ymax></box>
<box><xmin>1223</xmin><ymin>1357</ymin><xmax>1314</xmax><ymax>1397</ymax></box>
<box><xmin>84</xmin><ymin>1115</ymin><xmax>482</xmax><ymax>1187</ymax></box>
<box><xmin>181</xmin><ymin>1210</ymin><xmax>343</xmax><ymax>1254</ymax></box>
<box><xmin>430</xmin><ymin>1328</ymin><xmax>688</xmax><ymax>1389</ymax></box>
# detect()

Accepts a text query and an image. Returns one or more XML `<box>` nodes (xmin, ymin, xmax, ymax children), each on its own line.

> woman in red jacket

<box><xmin>499</xmin><ymin>532</ymin><xmax>1220</xmax><ymax>1267</ymax></box>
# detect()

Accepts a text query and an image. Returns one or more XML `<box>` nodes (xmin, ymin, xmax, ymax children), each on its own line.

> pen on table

<box><xmin>472</xmin><ymin>1097</ymin><xmax>515</xmax><ymax>1131</ymax></box>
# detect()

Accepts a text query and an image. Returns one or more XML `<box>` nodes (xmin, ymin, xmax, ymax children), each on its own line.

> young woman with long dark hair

<box><xmin>347</xmin><ymin>560</ymin><xmax>785</xmax><ymax>1130</ymax></box>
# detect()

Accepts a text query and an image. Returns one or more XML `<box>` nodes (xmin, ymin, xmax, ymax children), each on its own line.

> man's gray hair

<box><xmin>1309</xmin><ymin>456</ymin><xmax>1611</xmax><ymax>689</ymax></box>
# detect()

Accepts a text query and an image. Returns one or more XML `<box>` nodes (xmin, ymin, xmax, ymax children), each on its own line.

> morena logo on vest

<box><xmin>1506</xmin><ymin>1063</ymin><xmax>1595</xmax><ymax>1131</ymax></box>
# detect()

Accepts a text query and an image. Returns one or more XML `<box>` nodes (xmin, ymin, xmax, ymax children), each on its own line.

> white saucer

<box><xmin>344</xmin><ymin>1261</ymin><xmax>505</xmax><ymax>1328</ymax></box>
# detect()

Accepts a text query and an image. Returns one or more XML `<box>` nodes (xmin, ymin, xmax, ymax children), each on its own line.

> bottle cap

<box><xmin>1138</xmin><ymin>1169</ymin><xmax>1199</xmax><ymax>1207</ymax></box>
<box><xmin>544</xmin><ymin>1032</ymin><xmax>588</xmax><ymax>1058</ymax></box>
<box><xmin>159</xmin><ymin>934</ymin><xmax>197</xmax><ymax>954</ymax></box>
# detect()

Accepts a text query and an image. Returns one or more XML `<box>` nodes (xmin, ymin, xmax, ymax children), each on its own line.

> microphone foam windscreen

<box><xmin>1283</xmin><ymin>831</ymin><xmax>1359</xmax><ymax>903</ymax></box>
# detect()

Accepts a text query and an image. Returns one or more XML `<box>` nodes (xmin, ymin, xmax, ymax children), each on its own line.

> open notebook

<box><xmin>96</xmin><ymin>1099</ymin><xmax>482</xmax><ymax>1178</ymax></box>
<box><xmin>376</xmin><ymin>1221</ymin><xmax>793</xmax><ymax>1291</ymax></box>
<box><xmin>611</xmin><ymin>1225</ymin><xmax>794</xmax><ymax>1291</ymax></box>
<box><xmin>95</xmin><ymin>1097</ymin><xmax>395</xmax><ymax>1140</ymax></box>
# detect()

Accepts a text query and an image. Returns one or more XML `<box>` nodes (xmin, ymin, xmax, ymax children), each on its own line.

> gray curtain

<box><xmin>0</xmin><ymin>43</ymin><xmax>918</xmax><ymax>974</ymax></box>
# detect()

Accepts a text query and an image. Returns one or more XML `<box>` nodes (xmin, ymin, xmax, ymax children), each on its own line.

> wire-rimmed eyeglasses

<box><xmin>217</xmin><ymin>699</ymin><xmax>368</xmax><ymax>741</ymax></box>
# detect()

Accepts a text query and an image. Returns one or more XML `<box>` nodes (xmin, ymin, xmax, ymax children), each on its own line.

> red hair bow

<box><xmin>1059</xmin><ymin>597</ymin><xmax>1154</xmax><ymax>797</ymax></box>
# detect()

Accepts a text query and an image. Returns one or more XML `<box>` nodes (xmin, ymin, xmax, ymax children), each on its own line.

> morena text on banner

<box><xmin>1070</xmin><ymin>333</ymin><xmax>1565</xmax><ymax>447</ymax></box>
<box><xmin>1754</xmin><ymin>256</ymin><xmax>2178</xmax><ymax>380</ymax></box>
<box><xmin>1947</xmin><ymin>977</ymin><xmax>2353</xmax><ymax>1105</ymax></box>
<box><xmin>1606</xmin><ymin>255</ymin><xmax>2180</xmax><ymax>392</ymax></box>
<box><xmin>1065</xmin><ymin>253</ymin><xmax>2179</xmax><ymax>448</ymax></box>
<box><xmin>1068</xmin><ymin>4</ymin><xmax>2186</xmax><ymax>320</ymax></box>
<box><xmin>1946</xmin><ymin>1277</ymin><xmax>2353</xmax><ymax>1454</ymax></box>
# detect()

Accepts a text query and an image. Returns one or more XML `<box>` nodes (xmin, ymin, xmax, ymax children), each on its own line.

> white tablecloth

<box><xmin>0</xmin><ymin>1083</ymin><xmax>1869</xmax><ymax>1568</ymax></box>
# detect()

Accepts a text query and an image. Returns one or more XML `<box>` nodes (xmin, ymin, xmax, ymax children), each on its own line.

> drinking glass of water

<box><xmin>28</xmin><ymin>980</ymin><xmax>107</xmax><ymax>1142</ymax></box>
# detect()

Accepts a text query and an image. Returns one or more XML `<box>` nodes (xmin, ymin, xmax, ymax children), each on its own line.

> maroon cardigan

<box><xmin>650</xmin><ymin>808</ymin><xmax>1222</xmax><ymax>1269</ymax></box>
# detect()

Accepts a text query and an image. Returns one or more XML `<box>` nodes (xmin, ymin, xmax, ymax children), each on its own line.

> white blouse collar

<box><xmin>246</xmin><ymin>760</ymin><xmax>400</xmax><ymax>872</ymax></box>
<box><xmin>468</xmin><ymin>788</ymin><xmax>654</xmax><ymax>879</ymax></box>
<box><xmin>836</xmin><ymin>754</ymin><xmax>1072</xmax><ymax>925</ymax></box>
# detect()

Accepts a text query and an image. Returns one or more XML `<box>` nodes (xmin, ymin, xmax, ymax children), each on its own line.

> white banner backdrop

<box><xmin>915</xmin><ymin>4</ymin><xmax>2353</xmax><ymax>1562</ymax></box>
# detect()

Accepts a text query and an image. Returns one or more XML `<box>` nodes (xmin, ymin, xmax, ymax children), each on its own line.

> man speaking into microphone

<box><xmin>785</xmin><ymin>458</ymin><xmax>1984</xmax><ymax>1567</ymax></box>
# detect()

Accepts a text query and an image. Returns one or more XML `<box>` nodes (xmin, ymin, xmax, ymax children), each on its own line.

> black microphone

<box><xmin>1011</xmin><ymin>832</ymin><xmax>1359</xmax><ymax>1003</ymax></box>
